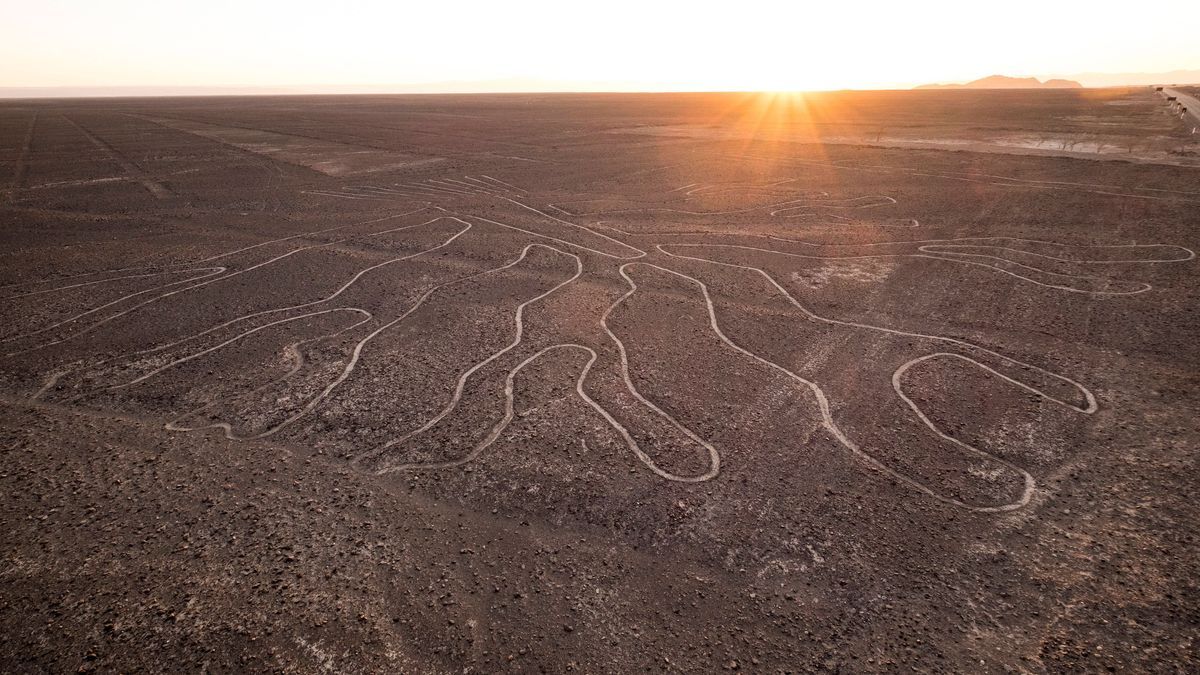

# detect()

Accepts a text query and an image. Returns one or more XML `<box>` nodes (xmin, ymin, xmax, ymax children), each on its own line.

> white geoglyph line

<box><xmin>102</xmin><ymin>219</ymin><xmax>473</xmax><ymax>386</ymax></box>
<box><xmin>663</xmin><ymin>242</ymin><xmax>1167</xmax><ymax>296</ymax></box>
<box><xmin>437</xmin><ymin>178</ymin><xmax>493</xmax><ymax>194</ymax></box>
<box><xmin>656</xmin><ymin>246</ymin><xmax>1097</xmax><ymax>414</ymax></box>
<box><xmin>760</xmin><ymin>234</ymin><xmax>1195</xmax><ymax>262</ymax></box>
<box><xmin>0</xmin><ymin>207</ymin><xmax>430</xmax><ymax>292</ymax></box>
<box><xmin>2</xmin><ymin>210</ymin><xmax>434</xmax><ymax>355</ymax></box>
<box><xmin>32</xmin><ymin>218</ymin><xmax>473</xmax><ymax>398</ymax></box>
<box><xmin>730</xmin><ymin>153</ymin><xmax>1200</xmax><ymax>202</ymax></box>
<box><xmin>426</xmin><ymin>180</ymin><xmax>477</xmax><ymax>195</ymax></box>
<box><xmin>1</xmin><ymin>266</ymin><xmax>229</xmax><ymax>346</ymax></box>
<box><xmin>471</xmin><ymin>214</ymin><xmax>647</xmax><ymax>260</ymax></box>
<box><xmin>684</xmin><ymin>179</ymin><xmax>801</xmax><ymax>196</ymax></box>
<box><xmin>391</xmin><ymin>185</ymin><xmax>448</xmax><ymax>198</ymax></box>
<box><xmin>463</xmin><ymin>176</ymin><xmax>521</xmax><ymax>196</ymax></box>
<box><xmin>595</xmin><ymin>269</ymin><xmax>727</xmax><ymax>482</ymax></box>
<box><xmin>298</xmin><ymin>178</ymin><xmax>647</xmax><ymax>259</ymax></box>
<box><xmin>406</xmin><ymin>182</ymin><xmax>470</xmax><ymax>196</ymax></box>
<box><xmin>548</xmin><ymin>194</ymin><xmax>895</xmax><ymax>218</ymax></box>
<box><xmin>351</xmin><ymin>246</ymin><xmax>586</xmax><ymax>468</ymax></box>
<box><xmin>113</xmin><ymin>308</ymin><xmax>373</xmax><ymax>393</ymax></box>
<box><xmin>1</xmin><ymin>267</ymin><xmax>224</xmax><ymax>301</ymax></box>
<box><xmin>165</xmin><ymin>243</ymin><xmax>574</xmax><ymax>440</ymax></box>
<box><xmin>769</xmin><ymin>196</ymin><xmax>897</xmax><ymax>217</ymax></box>
<box><xmin>346</xmin><ymin>186</ymin><xmax>425</xmax><ymax>198</ymax></box>
<box><xmin>146</xmin><ymin>236</ymin><xmax>717</xmax><ymax>483</ymax></box>
<box><xmin>613</xmin><ymin>261</ymin><xmax>1047</xmax><ymax>511</ymax></box>
<box><xmin>324</xmin><ymin>188</ymin><xmax>428</xmax><ymax>200</ymax></box>
<box><xmin>917</xmin><ymin>242</ymin><xmax>1195</xmax><ymax>264</ymax></box>
<box><xmin>302</xmin><ymin>190</ymin><xmax>376</xmax><ymax>200</ymax></box>
<box><xmin>357</xmin><ymin>343</ymin><xmax>720</xmax><ymax>481</ymax></box>
<box><xmin>479</xmin><ymin>175</ymin><xmax>527</xmax><ymax>194</ymax></box>
<box><xmin>445</xmin><ymin>178</ymin><xmax>506</xmax><ymax>196</ymax></box>
<box><xmin>593</xmin><ymin>221</ymin><xmax>1185</xmax><ymax>293</ymax></box>
<box><xmin>913</xmin><ymin>249</ymin><xmax>1150</xmax><ymax>295</ymax></box>
<box><xmin>494</xmin><ymin>197</ymin><xmax>647</xmax><ymax>259</ymax></box>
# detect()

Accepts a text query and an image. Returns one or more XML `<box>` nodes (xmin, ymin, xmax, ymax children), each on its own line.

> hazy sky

<box><xmin>2</xmin><ymin>0</ymin><xmax>1198</xmax><ymax>91</ymax></box>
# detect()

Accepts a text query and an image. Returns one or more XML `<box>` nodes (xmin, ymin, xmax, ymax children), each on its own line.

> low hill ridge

<box><xmin>917</xmin><ymin>75</ymin><xmax>1083</xmax><ymax>90</ymax></box>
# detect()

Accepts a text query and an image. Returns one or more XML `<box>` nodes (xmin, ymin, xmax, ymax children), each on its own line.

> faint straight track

<box><xmin>6</xmin><ymin>111</ymin><xmax>38</xmax><ymax>200</ymax></box>
<box><xmin>61</xmin><ymin>115</ymin><xmax>171</xmax><ymax>199</ymax></box>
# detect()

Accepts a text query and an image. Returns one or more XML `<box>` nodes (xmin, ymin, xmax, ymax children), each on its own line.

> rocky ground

<box><xmin>0</xmin><ymin>88</ymin><xmax>1197</xmax><ymax>672</ymax></box>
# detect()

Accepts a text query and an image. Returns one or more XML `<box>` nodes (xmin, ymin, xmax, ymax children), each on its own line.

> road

<box><xmin>1164</xmin><ymin>87</ymin><xmax>1200</xmax><ymax>129</ymax></box>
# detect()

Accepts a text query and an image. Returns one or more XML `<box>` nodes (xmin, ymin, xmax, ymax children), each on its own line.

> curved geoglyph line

<box><xmin>1</xmin><ymin>265</ymin><xmax>230</xmax><ymax>347</ymax></box>
<box><xmin>494</xmin><ymin>197</ymin><xmax>647</xmax><ymax>260</ymax></box>
<box><xmin>300</xmin><ymin>176</ymin><xmax>648</xmax><ymax>260</ymax></box>
<box><xmin>769</xmin><ymin>195</ymin><xmax>897</xmax><ymax>217</ymax></box>
<box><xmin>0</xmin><ymin>207</ymin><xmax>432</xmax><ymax>294</ymax></box>
<box><xmin>546</xmin><ymin>194</ymin><xmax>894</xmax><ymax>218</ymax></box>
<box><xmin>0</xmin><ymin>267</ymin><xmax>225</xmax><ymax>301</ymax></box>
<box><xmin>30</xmin><ymin>217</ymin><xmax>473</xmax><ymax>400</ymax></box>
<box><xmin>125</xmin><ymin>218</ymin><xmax>472</xmax><ymax>364</ymax></box>
<box><xmin>355</xmin><ymin>343</ymin><xmax>719</xmax><ymax>482</ymax></box>
<box><xmin>659</xmin><ymin>240</ymin><xmax>1188</xmax><ymax>296</ymax></box>
<box><xmin>20</xmin><ymin>165</ymin><xmax>1189</xmax><ymax>514</ymax></box>
<box><xmin>355</xmin><ymin>251</ymin><xmax>721</xmax><ymax>482</ymax></box>
<box><xmin>614</xmin><ymin>261</ymin><xmax>1056</xmax><ymax>512</ymax></box>
<box><xmin>656</xmin><ymin>245</ymin><xmax>1097</xmax><ymax>413</ymax></box>
<box><xmin>351</xmin><ymin>244</ymin><xmax>586</xmax><ymax>466</ymax></box>
<box><xmin>594</xmin><ymin>218</ymin><xmax>1186</xmax><ymax>293</ymax></box>
<box><xmin>3</xmin><ymin>210</ymin><xmax>441</xmax><ymax>356</ymax></box>
<box><xmin>732</xmin><ymin>153</ymin><xmax>1200</xmax><ymax>203</ymax></box>
<box><xmin>164</xmin><ymin>243</ymin><xmax>578</xmax><ymax>441</ymax></box>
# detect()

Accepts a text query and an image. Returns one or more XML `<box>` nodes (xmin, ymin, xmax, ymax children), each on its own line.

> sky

<box><xmin>2</xmin><ymin>0</ymin><xmax>1198</xmax><ymax>93</ymax></box>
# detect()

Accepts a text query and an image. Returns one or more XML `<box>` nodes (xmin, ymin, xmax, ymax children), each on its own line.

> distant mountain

<box><xmin>916</xmin><ymin>75</ymin><xmax>1083</xmax><ymax>90</ymax></box>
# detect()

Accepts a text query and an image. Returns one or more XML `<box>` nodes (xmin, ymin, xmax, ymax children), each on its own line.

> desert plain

<box><xmin>0</xmin><ymin>87</ymin><xmax>1198</xmax><ymax>672</ymax></box>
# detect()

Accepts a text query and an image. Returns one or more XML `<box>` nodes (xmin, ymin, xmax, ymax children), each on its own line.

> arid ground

<box><xmin>1</xmin><ymin>88</ymin><xmax>1198</xmax><ymax>672</ymax></box>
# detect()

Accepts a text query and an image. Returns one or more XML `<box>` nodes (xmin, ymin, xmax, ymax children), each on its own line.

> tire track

<box><xmin>3</xmin><ymin>111</ymin><xmax>37</xmax><ymax>201</ymax></box>
<box><xmin>62</xmin><ymin>115</ymin><xmax>171</xmax><ymax>199</ymax></box>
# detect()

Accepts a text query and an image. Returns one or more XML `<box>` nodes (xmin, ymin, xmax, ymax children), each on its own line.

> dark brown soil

<box><xmin>1</xmin><ymin>88</ymin><xmax>1198</xmax><ymax>672</ymax></box>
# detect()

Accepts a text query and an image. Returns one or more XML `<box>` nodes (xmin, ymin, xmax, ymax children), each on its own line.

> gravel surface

<box><xmin>1</xmin><ymin>88</ymin><xmax>1198</xmax><ymax>672</ymax></box>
